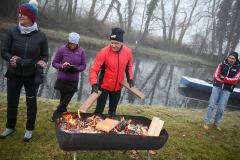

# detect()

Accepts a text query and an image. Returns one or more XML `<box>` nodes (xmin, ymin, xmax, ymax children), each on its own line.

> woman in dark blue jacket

<box><xmin>0</xmin><ymin>0</ymin><xmax>49</xmax><ymax>141</ymax></box>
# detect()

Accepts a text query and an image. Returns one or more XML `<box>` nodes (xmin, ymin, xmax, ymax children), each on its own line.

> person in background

<box><xmin>89</xmin><ymin>27</ymin><xmax>134</xmax><ymax>115</ymax></box>
<box><xmin>52</xmin><ymin>32</ymin><xmax>87</xmax><ymax>121</ymax></box>
<box><xmin>203</xmin><ymin>52</ymin><xmax>240</xmax><ymax>131</ymax></box>
<box><xmin>0</xmin><ymin>0</ymin><xmax>49</xmax><ymax>141</ymax></box>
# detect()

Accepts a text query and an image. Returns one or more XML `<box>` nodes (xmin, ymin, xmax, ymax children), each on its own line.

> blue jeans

<box><xmin>204</xmin><ymin>86</ymin><xmax>231</xmax><ymax>125</ymax></box>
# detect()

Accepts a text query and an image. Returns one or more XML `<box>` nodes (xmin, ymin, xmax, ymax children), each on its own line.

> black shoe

<box><xmin>0</xmin><ymin>128</ymin><xmax>16</xmax><ymax>139</ymax></box>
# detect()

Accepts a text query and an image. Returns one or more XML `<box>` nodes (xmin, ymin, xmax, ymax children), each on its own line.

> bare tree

<box><xmin>210</xmin><ymin>0</ymin><xmax>221</xmax><ymax>55</ymax></box>
<box><xmin>216</xmin><ymin>0</ymin><xmax>233</xmax><ymax>61</ymax></box>
<box><xmin>196</xmin><ymin>20</ymin><xmax>211</xmax><ymax>55</ymax></box>
<box><xmin>72</xmin><ymin>0</ymin><xmax>78</xmax><ymax>20</ymax></box>
<box><xmin>126</xmin><ymin>0</ymin><xmax>137</xmax><ymax>32</ymax></box>
<box><xmin>160</xmin><ymin>0</ymin><xmax>167</xmax><ymax>41</ymax></box>
<box><xmin>138</xmin><ymin>0</ymin><xmax>148</xmax><ymax>41</ymax></box>
<box><xmin>66</xmin><ymin>0</ymin><xmax>73</xmax><ymax>24</ymax></box>
<box><xmin>40</xmin><ymin>0</ymin><xmax>49</xmax><ymax>13</ymax></box>
<box><xmin>167</xmin><ymin>0</ymin><xmax>180</xmax><ymax>42</ymax></box>
<box><xmin>177</xmin><ymin>0</ymin><xmax>198</xmax><ymax>44</ymax></box>
<box><xmin>101</xmin><ymin>0</ymin><xmax>115</xmax><ymax>24</ymax></box>
<box><xmin>88</xmin><ymin>0</ymin><xmax>98</xmax><ymax>25</ymax></box>
<box><xmin>115</xmin><ymin>0</ymin><xmax>124</xmax><ymax>28</ymax></box>
<box><xmin>142</xmin><ymin>0</ymin><xmax>160</xmax><ymax>40</ymax></box>
<box><xmin>55</xmin><ymin>0</ymin><xmax>59</xmax><ymax>19</ymax></box>
<box><xmin>224</xmin><ymin>0</ymin><xmax>240</xmax><ymax>56</ymax></box>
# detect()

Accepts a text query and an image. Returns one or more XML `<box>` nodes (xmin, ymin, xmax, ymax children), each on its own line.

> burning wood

<box><xmin>57</xmin><ymin>113</ymin><xmax>150</xmax><ymax>135</ymax></box>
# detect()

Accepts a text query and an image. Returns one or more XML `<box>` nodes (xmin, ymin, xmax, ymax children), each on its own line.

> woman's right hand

<box><xmin>62</xmin><ymin>62</ymin><xmax>70</xmax><ymax>69</ymax></box>
<box><xmin>10</xmin><ymin>56</ymin><xmax>21</xmax><ymax>67</ymax></box>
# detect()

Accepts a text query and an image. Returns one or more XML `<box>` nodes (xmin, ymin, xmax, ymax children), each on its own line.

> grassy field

<box><xmin>0</xmin><ymin>18</ymin><xmax>214</xmax><ymax>66</ymax></box>
<box><xmin>0</xmin><ymin>94</ymin><xmax>240</xmax><ymax>160</ymax></box>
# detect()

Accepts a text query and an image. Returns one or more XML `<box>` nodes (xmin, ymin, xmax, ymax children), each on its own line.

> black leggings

<box><xmin>94</xmin><ymin>89</ymin><xmax>121</xmax><ymax>115</ymax></box>
<box><xmin>6</xmin><ymin>76</ymin><xmax>39</xmax><ymax>130</ymax></box>
<box><xmin>52</xmin><ymin>90</ymin><xmax>74</xmax><ymax>118</ymax></box>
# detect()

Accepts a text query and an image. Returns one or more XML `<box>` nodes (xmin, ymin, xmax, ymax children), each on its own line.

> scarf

<box><xmin>18</xmin><ymin>22</ymin><xmax>38</xmax><ymax>34</ymax></box>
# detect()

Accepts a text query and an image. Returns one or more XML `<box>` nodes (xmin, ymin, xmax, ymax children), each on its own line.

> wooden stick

<box><xmin>120</xmin><ymin>81</ymin><xmax>145</xmax><ymax>100</ymax></box>
<box><xmin>79</xmin><ymin>92</ymin><xmax>101</xmax><ymax>113</ymax></box>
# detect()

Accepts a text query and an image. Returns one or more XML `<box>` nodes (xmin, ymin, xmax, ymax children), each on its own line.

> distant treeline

<box><xmin>1</xmin><ymin>0</ymin><xmax>240</xmax><ymax>62</ymax></box>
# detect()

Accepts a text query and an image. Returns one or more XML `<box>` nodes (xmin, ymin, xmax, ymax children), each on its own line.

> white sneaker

<box><xmin>0</xmin><ymin>128</ymin><xmax>15</xmax><ymax>139</ymax></box>
<box><xmin>23</xmin><ymin>130</ymin><xmax>32</xmax><ymax>142</ymax></box>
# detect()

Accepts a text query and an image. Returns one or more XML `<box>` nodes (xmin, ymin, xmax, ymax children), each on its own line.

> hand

<box><xmin>216</xmin><ymin>77</ymin><xmax>223</xmax><ymax>83</ymax></box>
<box><xmin>128</xmin><ymin>79</ymin><xmax>134</xmax><ymax>88</ymax></box>
<box><xmin>37</xmin><ymin>60</ymin><xmax>47</xmax><ymax>69</ymax></box>
<box><xmin>219</xmin><ymin>74</ymin><xmax>225</xmax><ymax>80</ymax></box>
<box><xmin>62</xmin><ymin>62</ymin><xmax>70</xmax><ymax>69</ymax></box>
<box><xmin>91</xmin><ymin>84</ymin><xmax>99</xmax><ymax>93</ymax></box>
<box><xmin>10</xmin><ymin>56</ymin><xmax>21</xmax><ymax>67</ymax></box>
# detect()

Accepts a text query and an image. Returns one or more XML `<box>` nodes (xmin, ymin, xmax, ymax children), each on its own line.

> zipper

<box><xmin>114</xmin><ymin>52</ymin><xmax>120</xmax><ymax>91</ymax></box>
<box><xmin>24</xmin><ymin>36</ymin><xmax>29</xmax><ymax>58</ymax></box>
<box><xmin>21</xmin><ymin>36</ymin><xmax>29</xmax><ymax>75</ymax></box>
<box><xmin>222</xmin><ymin>64</ymin><xmax>232</xmax><ymax>89</ymax></box>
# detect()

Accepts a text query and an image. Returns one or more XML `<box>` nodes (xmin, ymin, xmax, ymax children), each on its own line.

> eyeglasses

<box><xmin>18</xmin><ymin>12</ymin><xmax>27</xmax><ymax>18</ymax></box>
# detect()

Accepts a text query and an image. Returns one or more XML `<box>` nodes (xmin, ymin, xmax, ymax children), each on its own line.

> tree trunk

<box><xmin>101</xmin><ymin>0</ymin><xmax>115</xmax><ymax>24</ymax></box>
<box><xmin>88</xmin><ymin>0</ymin><xmax>97</xmax><ymax>25</ymax></box>
<box><xmin>54</xmin><ymin>0</ymin><xmax>60</xmax><ymax>22</ymax></box>
<box><xmin>168</xmin><ymin>0</ymin><xmax>180</xmax><ymax>42</ymax></box>
<box><xmin>138</xmin><ymin>0</ymin><xmax>148</xmax><ymax>41</ymax></box>
<box><xmin>177</xmin><ymin>0</ymin><xmax>198</xmax><ymax>44</ymax></box>
<box><xmin>73</xmin><ymin>0</ymin><xmax>78</xmax><ymax>20</ymax></box>
<box><xmin>197</xmin><ymin>21</ymin><xmax>211</xmax><ymax>55</ymax></box>
<box><xmin>142</xmin><ymin>0</ymin><xmax>159</xmax><ymax>40</ymax></box>
<box><xmin>41</xmin><ymin>0</ymin><xmax>49</xmax><ymax>13</ymax></box>
<box><xmin>160</xmin><ymin>0</ymin><xmax>167</xmax><ymax>41</ymax></box>
<box><xmin>67</xmin><ymin>0</ymin><xmax>73</xmax><ymax>25</ymax></box>
<box><xmin>224</xmin><ymin>0</ymin><xmax>240</xmax><ymax>56</ymax></box>
<box><xmin>216</xmin><ymin>0</ymin><xmax>233</xmax><ymax>61</ymax></box>
<box><xmin>115</xmin><ymin>0</ymin><xmax>124</xmax><ymax>28</ymax></box>
<box><xmin>210</xmin><ymin>0</ymin><xmax>221</xmax><ymax>56</ymax></box>
<box><xmin>127</xmin><ymin>0</ymin><xmax>133</xmax><ymax>32</ymax></box>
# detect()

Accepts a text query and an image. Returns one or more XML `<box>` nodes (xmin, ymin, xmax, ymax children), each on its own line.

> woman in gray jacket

<box><xmin>0</xmin><ymin>0</ymin><xmax>49</xmax><ymax>141</ymax></box>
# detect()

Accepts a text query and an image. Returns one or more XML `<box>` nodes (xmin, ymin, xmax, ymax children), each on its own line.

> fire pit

<box><xmin>55</xmin><ymin>112</ymin><xmax>168</xmax><ymax>151</ymax></box>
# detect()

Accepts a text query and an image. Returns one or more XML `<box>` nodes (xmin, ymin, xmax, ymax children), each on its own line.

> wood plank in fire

<box><xmin>96</xmin><ymin>118</ymin><xmax>120</xmax><ymax>132</ymax></box>
<box><xmin>147</xmin><ymin>117</ymin><xmax>164</xmax><ymax>137</ymax></box>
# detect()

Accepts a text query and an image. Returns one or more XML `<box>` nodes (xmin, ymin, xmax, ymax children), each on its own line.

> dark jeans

<box><xmin>94</xmin><ymin>89</ymin><xmax>121</xmax><ymax>115</ymax></box>
<box><xmin>52</xmin><ymin>90</ymin><xmax>74</xmax><ymax>119</ymax></box>
<box><xmin>6</xmin><ymin>76</ymin><xmax>39</xmax><ymax>130</ymax></box>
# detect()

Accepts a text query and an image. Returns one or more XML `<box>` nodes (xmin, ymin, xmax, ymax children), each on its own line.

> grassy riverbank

<box><xmin>0</xmin><ymin>18</ymin><xmax>214</xmax><ymax>66</ymax></box>
<box><xmin>0</xmin><ymin>94</ymin><xmax>239</xmax><ymax>160</ymax></box>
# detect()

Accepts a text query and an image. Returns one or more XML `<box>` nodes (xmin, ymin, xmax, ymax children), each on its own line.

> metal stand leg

<box><xmin>147</xmin><ymin>150</ymin><xmax>151</xmax><ymax>160</ymax></box>
<box><xmin>73</xmin><ymin>152</ymin><xmax>76</xmax><ymax>160</ymax></box>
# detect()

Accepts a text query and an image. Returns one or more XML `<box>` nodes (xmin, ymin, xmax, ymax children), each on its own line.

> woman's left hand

<box><xmin>37</xmin><ymin>60</ymin><xmax>47</xmax><ymax>68</ymax></box>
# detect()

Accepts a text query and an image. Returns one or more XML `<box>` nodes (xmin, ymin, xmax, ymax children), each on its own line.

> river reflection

<box><xmin>0</xmin><ymin>42</ymin><xmax>216</xmax><ymax>108</ymax></box>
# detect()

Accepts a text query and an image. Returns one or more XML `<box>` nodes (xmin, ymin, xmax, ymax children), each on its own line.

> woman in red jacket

<box><xmin>89</xmin><ymin>28</ymin><xmax>134</xmax><ymax>115</ymax></box>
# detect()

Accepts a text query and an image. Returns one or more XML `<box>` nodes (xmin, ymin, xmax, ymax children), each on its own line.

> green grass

<box><xmin>0</xmin><ymin>18</ymin><xmax>214</xmax><ymax>66</ymax></box>
<box><xmin>0</xmin><ymin>94</ymin><xmax>240</xmax><ymax>160</ymax></box>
